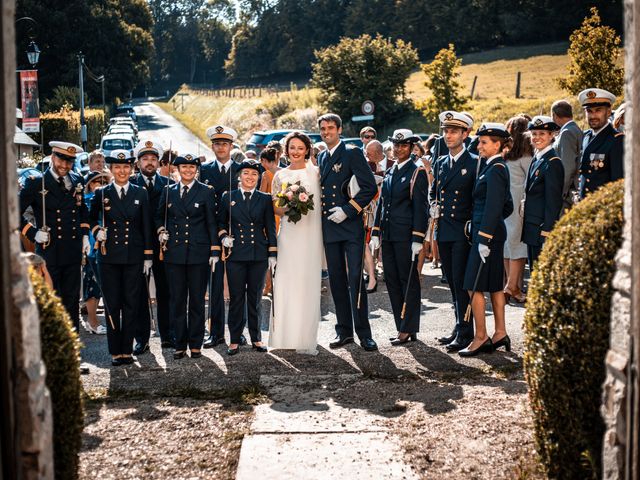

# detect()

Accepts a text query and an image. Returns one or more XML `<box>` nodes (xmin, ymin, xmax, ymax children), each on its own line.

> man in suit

<box><xmin>316</xmin><ymin>113</ymin><xmax>378</xmax><ymax>351</ymax></box>
<box><xmin>218</xmin><ymin>161</ymin><xmax>277</xmax><ymax>355</ymax></box>
<box><xmin>370</xmin><ymin>129</ymin><xmax>428</xmax><ymax>345</ymax></box>
<box><xmin>199</xmin><ymin>125</ymin><xmax>243</xmax><ymax>348</ymax></box>
<box><xmin>157</xmin><ymin>154</ymin><xmax>221</xmax><ymax>359</ymax></box>
<box><xmin>551</xmin><ymin>100</ymin><xmax>583</xmax><ymax>212</ymax></box>
<box><xmin>19</xmin><ymin>141</ymin><xmax>91</xmax><ymax>331</ymax></box>
<box><xmin>577</xmin><ymin>88</ymin><xmax>624</xmax><ymax>199</ymax></box>
<box><xmin>429</xmin><ymin>112</ymin><xmax>481</xmax><ymax>351</ymax></box>
<box><xmin>89</xmin><ymin>149</ymin><xmax>153</xmax><ymax>366</ymax></box>
<box><xmin>131</xmin><ymin>138</ymin><xmax>172</xmax><ymax>352</ymax></box>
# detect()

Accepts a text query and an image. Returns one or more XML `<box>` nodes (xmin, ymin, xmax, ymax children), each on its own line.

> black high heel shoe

<box><xmin>458</xmin><ymin>338</ymin><xmax>493</xmax><ymax>357</ymax></box>
<box><xmin>390</xmin><ymin>333</ymin><xmax>417</xmax><ymax>346</ymax></box>
<box><xmin>492</xmin><ymin>335</ymin><xmax>511</xmax><ymax>352</ymax></box>
<box><xmin>366</xmin><ymin>280</ymin><xmax>378</xmax><ymax>294</ymax></box>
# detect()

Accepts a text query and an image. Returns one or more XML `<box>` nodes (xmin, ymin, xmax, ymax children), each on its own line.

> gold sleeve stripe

<box><xmin>478</xmin><ymin>231</ymin><xmax>493</xmax><ymax>239</ymax></box>
<box><xmin>541</xmin><ymin>231</ymin><xmax>550</xmax><ymax>237</ymax></box>
<box><xmin>157</xmin><ymin>226</ymin><xmax>165</xmax><ymax>234</ymax></box>
<box><xmin>144</xmin><ymin>249</ymin><xmax>153</xmax><ymax>254</ymax></box>
<box><xmin>80</xmin><ymin>223</ymin><xmax>90</xmax><ymax>228</ymax></box>
<box><xmin>268</xmin><ymin>247</ymin><xmax>278</xmax><ymax>252</ymax></box>
<box><xmin>218</xmin><ymin>229</ymin><xmax>228</xmax><ymax>237</ymax></box>
<box><xmin>212</xmin><ymin>246</ymin><xmax>221</xmax><ymax>251</ymax></box>
<box><xmin>21</xmin><ymin>223</ymin><xmax>34</xmax><ymax>236</ymax></box>
<box><xmin>91</xmin><ymin>225</ymin><xmax>100</xmax><ymax>235</ymax></box>
<box><xmin>371</xmin><ymin>226</ymin><xmax>380</xmax><ymax>231</ymax></box>
<box><xmin>412</xmin><ymin>231</ymin><xmax>426</xmax><ymax>238</ymax></box>
<box><xmin>349</xmin><ymin>199</ymin><xmax>362</xmax><ymax>213</ymax></box>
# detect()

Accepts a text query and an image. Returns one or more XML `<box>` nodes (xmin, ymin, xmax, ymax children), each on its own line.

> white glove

<box><xmin>35</xmin><ymin>229</ymin><xmax>50</xmax><ymax>244</ymax></box>
<box><xmin>369</xmin><ymin>236</ymin><xmax>380</xmax><ymax>252</ymax></box>
<box><xmin>478</xmin><ymin>243</ymin><xmax>490</xmax><ymax>263</ymax></box>
<box><xmin>95</xmin><ymin>228</ymin><xmax>107</xmax><ymax>242</ymax></box>
<box><xmin>411</xmin><ymin>242</ymin><xmax>422</xmax><ymax>258</ymax></box>
<box><xmin>209</xmin><ymin>256</ymin><xmax>219</xmax><ymax>272</ymax></box>
<box><xmin>327</xmin><ymin>206</ymin><xmax>347</xmax><ymax>224</ymax></box>
<box><xmin>268</xmin><ymin>257</ymin><xmax>277</xmax><ymax>274</ymax></box>
<box><xmin>82</xmin><ymin>235</ymin><xmax>91</xmax><ymax>255</ymax></box>
<box><xmin>158</xmin><ymin>229</ymin><xmax>169</xmax><ymax>243</ymax></box>
<box><xmin>429</xmin><ymin>203</ymin><xmax>440</xmax><ymax>218</ymax></box>
<box><xmin>222</xmin><ymin>236</ymin><xmax>234</xmax><ymax>248</ymax></box>
<box><xmin>143</xmin><ymin>260</ymin><xmax>153</xmax><ymax>275</ymax></box>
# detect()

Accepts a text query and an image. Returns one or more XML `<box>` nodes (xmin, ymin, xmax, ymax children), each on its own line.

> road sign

<box><xmin>361</xmin><ymin>100</ymin><xmax>375</xmax><ymax>115</ymax></box>
<box><xmin>351</xmin><ymin>114</ymin><xmax>374</xmax><ymax>122</ymax></box>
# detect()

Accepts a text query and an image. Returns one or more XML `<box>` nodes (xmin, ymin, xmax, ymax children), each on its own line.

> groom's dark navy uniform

<box><xmin>317</xmin><ymin>128</ymin><xmax>378</xmax><ymax>350</ymax></box>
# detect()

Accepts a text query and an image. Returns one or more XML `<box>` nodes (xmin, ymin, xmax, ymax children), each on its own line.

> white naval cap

<box><xmin>134</xmin><ymin>138</ymin><xmax>164</xmax><ymax>159</ymax></box>
<box><xmin>49</xmin><ymin>141</ymin><xmax>83</xmax><ymax>160</ymax></box>
<box><xmin>388</xmin><ymin>129</ymin><xmax>420</xmax><ymax>143</ymax></box>
<box><xmin>527</xmin><ymin>115</ymin><xmax>560</xmax><ymax>131</ymax></box>
<box><xmin>439</xmin><ymin>111</ymin><xmax>473</xmax><ymax>129</ymax></box>
<box><xmin>476</xmin><ymin>122</ymin><xmax>510</xmax><ymax>138</ymax></box>
<box><xmin>206</xmin><ymin>124</ymin><xmax>238</xmax><ymax>142</ymax></box>
<box><xmin>578</xmin><ymin>88</ymin><xmax>616</xmax><ymax>107</ymax></box>
<box><xmin>105</xmin><ymin>149</ymin><xmax>135</xmax><ymax>164</ymax></box>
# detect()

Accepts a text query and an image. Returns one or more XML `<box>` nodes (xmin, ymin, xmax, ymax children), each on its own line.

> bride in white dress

<box><xmin>269</xmin><ymin>132</ymin><xmax>323</xmax><ymax>354</ymax></box>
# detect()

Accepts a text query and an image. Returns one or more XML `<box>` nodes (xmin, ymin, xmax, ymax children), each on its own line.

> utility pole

<box><xmin>78</xmin><ymin>52</ymin><xmax>87</xmax><ymax>150</ymax></box>
<box><xmin>99</xmin><ymin>75</ymin><xmax>106</xmax><ymax>130</ymax></box>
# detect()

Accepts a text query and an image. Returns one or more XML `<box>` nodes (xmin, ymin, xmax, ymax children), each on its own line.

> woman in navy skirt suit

<box><xmin>459</xmin><ymin>123</ymin><xmax>514</xmax><ymax>357</ymax></box>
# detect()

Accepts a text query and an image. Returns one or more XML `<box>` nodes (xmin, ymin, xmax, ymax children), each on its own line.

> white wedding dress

<box><xmin>269</xmin><ymin>162</ymin><xmax>323</xmax><ymax>354</ymax></box>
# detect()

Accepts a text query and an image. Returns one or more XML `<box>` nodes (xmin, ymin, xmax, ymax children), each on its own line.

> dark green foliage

<box><xmin>40</xmin><ymin>108</ymin><xmax>105</xmax><ymax>153</ymax></box>
<box><xmin>311</xmin><ymin>34</ymin><xmax>419</xmax><ymax>128</ymax></box>
<box><xmin>524</xmin><ymin>180</ymin><xmax>624</xmax><ymax>479</ymax></box>
<box><xmin>558</xmin><ymin>7</ymin><xmax>624</xmax><ymax>96</ymax></box>
<box><xmin>29</xmin><ymin>268</ymin><xmax>84</xmax><ymax>480</ymax></box>
<box><xmin>43</xmin><ymin>86</ymin><xmax>90</xmax><ymax>113</ymax></box>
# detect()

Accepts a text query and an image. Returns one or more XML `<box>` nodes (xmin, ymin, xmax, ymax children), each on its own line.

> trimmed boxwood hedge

<box><xmin>524</xmin><ymin>179</ymin><xmax>624</xmax><ymax>479</ymax></box>
<box><xmin>29</xmin><ymin>267</ymin><xmax>84</xmax><ymax>480</ymax></box>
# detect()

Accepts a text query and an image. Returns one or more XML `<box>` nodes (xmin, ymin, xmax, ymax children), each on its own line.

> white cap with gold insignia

<box><xmin>578</xmin><ymin>88</ymin><xmax>616</xmax><ymax>107</ymax></box>
<box><xmin>439</xmin><ymin>110</ymin><xmax>473</xmax><ymax>129</ymax></box>
<box><xmin>527</xmin><ymin>115</ymin><xmax>560</xmax><ymax>131</ymax></box>
<box><xmin>206</xmin><ymin>125</ymin><xmax>238</xmax><ymax>142</ymax></box>
<box><xmin>476</xmin><ymin>123</ymin><xmax>510</xmax><ymax>138</ymax></box>
<box><xmin>134</xmin><ymin>138</ymin><xmax>164</xmax><ymax>159</ymax></box>
<box><xmin>49</xmin><ymin>141</ymin><xmax>83</xmax><ymax>161</ymax></box>
<box><xmin>387</xmin><ymin>129</ymin><xmax>420</xmax><ymax>144</ymax></box>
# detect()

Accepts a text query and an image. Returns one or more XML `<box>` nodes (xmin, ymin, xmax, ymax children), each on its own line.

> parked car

<box><xmin>109</xmin><ymin>117</ymin><xmax>138</xmax><ymax>133</ymax></box>
<box><xmin>100</xmin><ymin>133</ymin><xmax>134</xmax><ymax>158</ymax></box>
<box><xmin>116</xmin><ymin>104</ymin><xmax>137</xmax><ymax>122</ymax></box>
<box><xmin>342</xmin><ymin>137</ymin><xmax>363</xmax><ymax>148</ymax></box>
<box><xmin>245</xmin><ymin>129</ymin><xmax>298</xmax><ymax>153</ymax></box>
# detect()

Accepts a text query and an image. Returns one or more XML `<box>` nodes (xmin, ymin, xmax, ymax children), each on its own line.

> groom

<box><xmin>317</xmin><ymin>113</ymin><xmax>378</xmax><ymax>351</ymax></box>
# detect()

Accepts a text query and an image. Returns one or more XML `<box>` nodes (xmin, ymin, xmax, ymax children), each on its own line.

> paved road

<box><xmin>134</xmin><ymin>101</ymin><xmax>211</xmax><ymax>157</ymax></box>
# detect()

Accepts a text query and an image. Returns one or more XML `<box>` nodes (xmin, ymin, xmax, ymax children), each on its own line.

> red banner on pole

<box><xmin>20</xmin><ymin>70</ymin><xmax>40</xmax><ymax>133</ymax></box>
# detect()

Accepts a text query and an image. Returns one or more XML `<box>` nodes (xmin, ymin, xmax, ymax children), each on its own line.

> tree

<box><xmin>558</xmin><ymin>7</ymin><xmax>624</xmax><ymax>96</ymax></box>
<box><xmin>311</xmin><ymin>34</ymin><xmax>419</xmax><ymax>128</ymax></box>
<box><xmin>419</xmin><ymin>44</ymin><xmax>467</xmax><ymax>124</ymax></box>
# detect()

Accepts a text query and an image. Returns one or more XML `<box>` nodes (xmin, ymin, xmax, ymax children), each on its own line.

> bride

<box><xmin>269</xmin><ymin>131</ymin><xmax>323</xmax><ymax>354</ymax></box>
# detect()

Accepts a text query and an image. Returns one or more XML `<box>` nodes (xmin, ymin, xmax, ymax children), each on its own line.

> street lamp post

<box><xmin>78</xmin><ymin>53</ymin><xmax>87</xmax><ymax>151</ymax></box>
<box><xmin>26</xmin><ymin>41</ymin><xmax>40</xmax><ymax>68</ymax></box>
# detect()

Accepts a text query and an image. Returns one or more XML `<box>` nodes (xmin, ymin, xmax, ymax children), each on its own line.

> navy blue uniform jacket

<box><xmin>131</xmin><ymin>172</ymin><xmax>170</xmax><ymax>255</ymax></box>
<box><xmin>199</xmin><ymin>160</ymin><xmax>241</xmax><ymax>209</ymax></box>
<box><xmin>372</xmin><ymin>161</ymin><xmax>429</xmax><ymax>243</ymax></box>
<box><xmin>579</xmin><ymin>123</ymin><xmax>624</xmax><ymax>197</ymax></box>
<box><xmin>522</xmin><ymin>149</ymin><xmax>564</xmax><ymax>247</ymax></box>
<box><xmin>89</xmin><ymin>183</ymin><xmax>153</xmax><ymax>264</ymax></box>
<box><xmin>19</xmin><ymin>169</ymin><xmax>89</xmax><ymax>266</ymax></box>
<box><xmin>317</xmin><ymin>142</ymin><xmax>377</xmax><ymax>243</ymax></box>
<box><xmin>428</xmin><ymin>150</ymin><xmax>480</xmax><ymax>242</ymax></box>
<box><xmin>156</xmin><ymin>181</ymin><xmax>220</xmax><ymax>264</ymax></box>
<box><xmin>470</xmin><ymin>158</ymin><xmax>513</xmax><ymax>245</ymax></box>
<box><xmin>218</xmin><ymin>189</ymin><xmax>277</xmax><ymax>262</ymax></box>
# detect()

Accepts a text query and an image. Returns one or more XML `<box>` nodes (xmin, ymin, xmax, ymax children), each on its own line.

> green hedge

<box><xmin>524</xmin><ymin>179</ymin><xmax>624</xmax><ymax>479</ymax></box>
<box><xmin>39</xmin><ymin>107</ymin><xmax>105</xmax><ymax>153</ymax></box>
<box><xmin>29</xmin><ymin>267</ymin><xmax>84</xmax><ymax>480</ymax></box>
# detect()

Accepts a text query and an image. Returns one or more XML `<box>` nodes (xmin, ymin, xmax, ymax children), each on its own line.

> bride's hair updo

<box><xmin>284</xmin><ymin>131</ymin><xmax>312</xmax><ymax>160</ymax></box>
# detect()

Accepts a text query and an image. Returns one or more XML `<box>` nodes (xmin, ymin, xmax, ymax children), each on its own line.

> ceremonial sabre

<box><xmin>401</xmin><ymin>254</ymin><xmax>418</xmax><ymax>320</ymax></box>
<box><xmin>39</xmin><ymin>168</ymin><xmax>50</xmax><ymax>248</ymax></box>
<box><xmin>357</xmin><ymin>203</ymin><xmax>373</xmax><ymax>309</ymax></box>
<box><xmin>160</xmin><ymin>141</ymin><xmax>173</xmax><ymax>261</ymax></box>
<box><xmin>464</xmin><ymin>261</ymin><xmax>485</xmax><ymax>322</ymax></box>
<box><xmin>270</xmin><ymin>265</ymin><xmax>276</xmax><ymax>332</ymax></box>
<box><xmin>144</xmin><ymin>271</ymin><xmax>158</xmax><ymax>336</ymax></box>
<box><xmin>222</xmin><ymin>162</ymin><xmax>233</xmax><ymax>261</ymax></box>
<box><xmin>99</xmin><ymin>188</ymin><xmax>107</xmax><ymax>255</ymax></box>
<box><xmin>83</xmin><ymin>253</ymin><xmax>116</xmax><ymax>331</ymax></box>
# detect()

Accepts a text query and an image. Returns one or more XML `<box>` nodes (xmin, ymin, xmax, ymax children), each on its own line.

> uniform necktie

<box><xmin>244</xmin><ymin>191</ymin><xmax>251</xmax><ymax>205</ymax></box>
<box><xmin>146</xmin><ymin>177</ymin><xmax>153</xmax><ymax>190</ymax></box>
<box><xmin>58</xmin><ymin>176</ymin><xmax>67</xmax><ymax>193</ymax></box>
<box><xmin>182</xmin><ymin>185</ymin><xmax>189</xmax><ymax>198</ymax></box>
<box><xmin>221</xmin><ymin>165</ymin><xmax>227</xmax><ymax>175</ymax></box>
<box><xmin>120</xmin><ymin>187</ymin><xmax>126</xmax><ymax>200</ymax></box>
<box><xmin>530</xmin><ymin>157</ymin><xmax>541</xmax><ymax>179</ymax></box>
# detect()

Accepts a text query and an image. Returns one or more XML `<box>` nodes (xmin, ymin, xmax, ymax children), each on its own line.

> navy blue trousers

<box><xmin>438</xmin><ymin>240</ymin><xmax>474</xmax><ymax>340</ymax></box>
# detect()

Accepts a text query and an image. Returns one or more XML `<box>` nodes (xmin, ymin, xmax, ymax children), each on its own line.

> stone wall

<box><xmin>601</xmin><ymin>1</ymin><xmax>636</xmax><ymax>478</ymax></box>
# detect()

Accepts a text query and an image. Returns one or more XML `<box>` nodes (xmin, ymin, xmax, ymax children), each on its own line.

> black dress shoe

<box><xmin>120</xmin><ymin>356</ymin><xmax>134</xmax><ymax>365</ymax></box>
<box><xmin>329</xmin><ymin>336</ymin><xmax>354</xmax><ymax>349</ymax></box>
<box><xmin>203</xmin><ymin>336</ymin><xmax>226</xmax><ymax>348</ymax></box>
<box><xmin>111</xmin><ymin>358</ymin><xmax>123</xmax><ymax>367</ymax></box>
<box><xmin>360</xmin><ymin>338</ymin><xmax>378</xmax><ymax>351</ymax></box>
<box><xmin>133</xmin><ymin>343</ymin><xmax>149</xmax><ymax>356</ymax></box>
<box><xmin>437</xmin><ymin>330</ymin><xmax>457</xmax><ymax>345</ymax></box>
<box><xmin>458</xmin><ymin>338</ymin><xmax>493</xmax><ymax>357</ymax></box>
<box><xmin>492</xmin><ymin>335</ymin><xmax>511</xmax><ymax>352</ymax></box>
<box><xmin>173</xmin><ymin>351</ymin><xmax>187</xmax><ymax>360</ymax></box>
<box><xmin>190</xmin><ymin>350</ymin><xmax>203</xmax><ymax>359</ymax></box>
<box><xmin>227</xmin><ymin>346</ymin><xmax>240</xmax><ymax>356</ymax></box>
<box><xmin>239</xmin><ymin>334</ymin><xmax>248</xmax><ymax>346</ymax></box>
<box><xmin>445</xmin><ymin>336</ymin><xmax>472</xmax><ymax>352</ymax></box>
<box><xmin>252</xmin><ymin>344</ymin><xmax>268</xmax><ymax>353</ymax></box>
<box><xmin>390</xmin><ymin>333</ymin><xmax>417</xmax><ymax>346</ymax></box>
<box><xmin>161</xmin><ymin>340</ymin><xmax>175</xmax><ymax>349</ymax></box>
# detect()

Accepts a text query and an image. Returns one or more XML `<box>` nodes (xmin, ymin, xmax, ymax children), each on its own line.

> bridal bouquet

<box><xmin>275</xmin><ymin>181</ymin><xmax>315</xmax><ymax>224</ymax></box>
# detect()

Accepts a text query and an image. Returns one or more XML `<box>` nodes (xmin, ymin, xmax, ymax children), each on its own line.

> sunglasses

<box><xmin>362</xmin><ymin>135</ymin><xmax>376</xmax><ymax>139</ymax></box>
